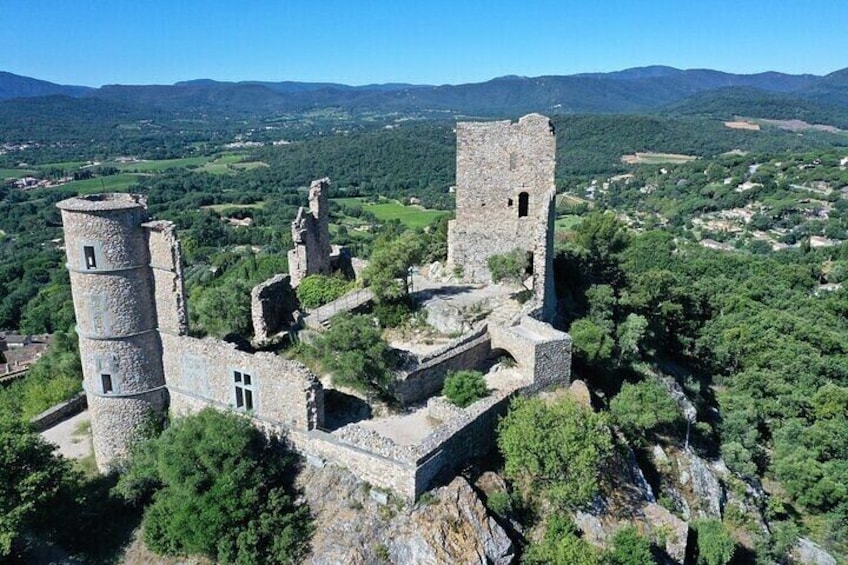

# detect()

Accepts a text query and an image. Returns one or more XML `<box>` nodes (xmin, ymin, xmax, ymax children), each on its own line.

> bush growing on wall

<box><xmin>487</xmin><ymin>249</ymin><xmax>530</xmax><ymax>284</ymax></box>
<box><xmin>442</xmin><ymin>370</ymin><xmax>488</xmax><ymax>407</ymax></box>
<box><xmin>296</xmin><ymin>274</ymin><xmax>354</xmax><ymax>309</ymax></box>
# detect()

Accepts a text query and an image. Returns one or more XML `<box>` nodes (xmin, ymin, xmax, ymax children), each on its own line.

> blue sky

<box><xmin>3</xmin><ymin>0</ymin><xmax>847</xmax><ymax>86</ymax></box>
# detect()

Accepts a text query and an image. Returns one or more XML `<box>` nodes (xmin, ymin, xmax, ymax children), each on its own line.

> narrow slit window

<box><xmin>518</xmin><ymin>192</ymin><xmax>529</xmax><ymax>218</ymax></box>
<box><xmin>84</xmin><ymin>246</ymin><xmax>97</xmax><ymax>269</ymax></box>
<box><xmin>101</xmin><ymin>374</ymin><xmax>113</xmax><ymax>394</ymax></box>
<box><xmin>507</xmin><ymin>198</ymin><xmax>514</xmax><ymax>207</ymax></box>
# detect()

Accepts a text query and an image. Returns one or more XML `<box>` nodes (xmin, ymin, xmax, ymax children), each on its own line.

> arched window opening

<box><xmin>518</xmin><ymin>192</ymin><xmax>529</xmax><ymax>217</ymax></box>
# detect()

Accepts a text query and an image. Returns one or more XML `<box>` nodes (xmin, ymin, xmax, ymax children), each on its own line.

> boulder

<box><xmin>393</xmin><ymin>477</ymin><xmax>515</xmax><ymax>565</ymax></box>
<box><xmin>793</xmin><ymin>538</ymin><xmax>837</xmax><ymax>565</ymax></box>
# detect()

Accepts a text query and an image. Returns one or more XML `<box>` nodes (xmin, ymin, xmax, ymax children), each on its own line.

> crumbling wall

<box><xmin>143</xmin><ymin>220</ymin><xmax>188</xmax><ymax>336</ymax></box>
<box><xmin>288</xmin><ymin>178</ymin><xmax>332</xmax><ymax>287</ymax></box>
<box><xmin>447</xmin><ymin>114</ymin><xmax>557</xmax><ymax>320</ymax></box>
<box><xmin>250</xmin><ymin>274</ymin><xmax>299</xmax><ymax>343</ymax></box>
<box><xmin>161</xmin><ymin>333</ymin><xmax>324</xmax><ymax>431</ymax></box>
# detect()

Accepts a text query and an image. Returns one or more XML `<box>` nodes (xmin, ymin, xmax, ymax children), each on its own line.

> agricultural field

<box><xmin>0</xmin><ymin>167</ymin><xmax>36</xmax><ymax>179</ymax></box>
<box><xmin>49</xmin><ymin>173</ymin><xmax>142</xmax><ymax>194</ymax></box>
<box><xmin>201</xmin><ymin>202</ymin><xmax>266</xmax><ymax>213</ymax></box>
<box><xmin>620</xmin><ymin>152</ymin><xmax>699</xmax><ymax>165</ymax></box>
<box><xmin>332</xmin><ymin>197</ymin><xmax>449</xmax><ymax>229</ymax></box>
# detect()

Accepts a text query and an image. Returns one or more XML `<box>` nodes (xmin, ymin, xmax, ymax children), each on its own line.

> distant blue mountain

<box><xmin>1</xmin><ymin>66</ymin><xmax>846</xmax><ymax>118</ymax></box>
<box><xmin>0</xmin><ymin>71</ymin><xmax>92</xmax><ymax>100</ymax></box>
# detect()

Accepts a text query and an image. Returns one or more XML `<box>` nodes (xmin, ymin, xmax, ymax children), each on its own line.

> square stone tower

<box><xmin>447</xmin><ymin>113</ymin><xmax>557</xmax><ymax>320</ymax></box>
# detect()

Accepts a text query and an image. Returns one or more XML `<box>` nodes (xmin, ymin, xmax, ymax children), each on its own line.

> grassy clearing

<box><xmin>114</xmin><ymin>156</ymin><xmax>212</xmax><ymax>172</ymax></box>
<box><xmin>36</xmin><ymin>160</ymin><xmax>90</xmax><ymax>171</ymax></box>
<box><xmin>58</xmin><ymin>174</ymin><xmax>142</xmax><ymax>194</ymax></box>
<box><xmin>333</xmin><ymin>197</ymin><xmax>448</xmax><ymax>229</ymax></box>
<box><xmin>0</xmin><ymin>167</ymin><xmax>36</xmax><ymax>179</ymax></box>
<box><xmin>555</xmin><ymin>214</ymin><xmax>583</xmax><ymax>231</ymax></box>
<box><xmin>621</xmin><ymin>152</ymin><xmax>698</xmax><ymax>165</ymax></box>
<box><xmin>200</xmin><ymin>154</ymin><xmax>268</xmax><ymax>174</ymax></box>
<box><xmin>201</xmin><ymin>202</ymin><xmax>266</xmax><ymax>213</ymax></box>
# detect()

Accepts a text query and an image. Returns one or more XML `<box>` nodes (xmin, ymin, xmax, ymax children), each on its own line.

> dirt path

<box><xmin>40</xmin><ymin>410</ymin><xmax>93</xmax><ymax>460</ymax></box>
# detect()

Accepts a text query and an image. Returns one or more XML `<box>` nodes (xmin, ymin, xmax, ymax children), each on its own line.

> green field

<box><xmin>555</xmin><ymin>214</ymin><xmax>583</xmax><ymax>231</ymax></box>
<box><xmin>200</xmin><ymin>154</ymin><xmax>268</xmax><ymax>174</ymax></box>
<box><xmin>0</xmin><ymin>168</ymin><xmax>36</xmax><ymax>179</ymax></box>
<box><xmin>56</xmin><ymin>174</ymin><xmax>143</xmax><ymax>194</ymax></box>
<box><xmin>114</xmin><ymin>156</ymin><xmax>212</xmax><ymax>172</ymax></box>
<box><xmin>333</xmin><ymin>197</ymin><xmax>449</xmax><ymax>229</ymax></box>
<box><xmin>201</xmin><ymin>202</ymin><xmax>266</xmax><ymax>213</ymax></box>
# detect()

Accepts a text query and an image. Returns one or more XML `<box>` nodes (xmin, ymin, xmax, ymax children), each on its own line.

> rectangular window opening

<box><xmin>232</xmin><ymin>370</ymin><xmax>254</xmax><ymax>411</ymax></box>
<box><xmin>101</xmin><ymin>374</ymin><xmax>113</xmax><ymax>394</ymax></box>
<box><xmin>84</xmin><ymin>246</ymin><xmax>97</xmax><ymax>269</ymax></box>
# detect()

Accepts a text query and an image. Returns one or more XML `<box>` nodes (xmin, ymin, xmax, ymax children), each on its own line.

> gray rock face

<box><xmin>299</xmin><ymin>465</ymin><xmax>514</xmax><ymax>565</ymax></box>
<box><xmin>793</xmin><ymin>538</ymin><xmax>838</xmax><ymax>565</ymax></box>
<box><xmin>680</xmin><ymin>451</ymin><xmax>724</xmax><ymax>518</ymax></box>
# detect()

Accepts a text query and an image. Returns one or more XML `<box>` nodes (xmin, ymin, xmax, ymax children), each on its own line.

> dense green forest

<box><xmin>2</xmin><ymin>98</ymin><xmax>848</xmax><ymax>562</ymax></box>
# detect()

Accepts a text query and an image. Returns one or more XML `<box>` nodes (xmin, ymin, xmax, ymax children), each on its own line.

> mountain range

<box><xmin>2</xmin><ymin>66</ymin><xmax>848</xmax><ymax>121</ymax></box>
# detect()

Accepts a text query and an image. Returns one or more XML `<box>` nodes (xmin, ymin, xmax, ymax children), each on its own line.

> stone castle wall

<box><xmin>447</xmin><ymin>113</ymin><xmax>557</xmax><ymax>320</ymax></box>
<box><xmin>161</xmin><ymin>332</ymin><xmax>324</xmax><ymax>431</ymax></box>
<box><xmin>394</xmin><ymin>328</ymin><xmax>491</xmax><ymax>404</ymax></box>
<box><xmin>250</xmin><ymin>274</ymin><xmax>298</xmax><ymax>343</ymax></box>
<box><xmin>143</xmin><ymin>220</ymin><xmax>188</xmax><ymax>336</ymax></box>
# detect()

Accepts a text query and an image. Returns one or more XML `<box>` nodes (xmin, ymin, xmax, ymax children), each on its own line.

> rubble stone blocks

<box><xmin>288</xmin><ymin>177</ymin><xmax>332</xmax><ymax>287</ymax></box>
<box><xmin>447</xmin><ymin>113</ymin><xmax>557</xmax><ymax>320</ymax></box>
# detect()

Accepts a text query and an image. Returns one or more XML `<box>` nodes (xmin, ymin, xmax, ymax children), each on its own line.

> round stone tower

<box><xmin>57</xmin><ymin>193</ymin><xmax>166</xmax><ymax>471</ymax></box>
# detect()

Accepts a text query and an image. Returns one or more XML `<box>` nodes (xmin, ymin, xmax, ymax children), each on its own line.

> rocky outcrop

<box><xmin>299</xmin><ymin>464</ymin><xmax>514</xmax><ymax>565</ymax></box>
<box><xmin>393</xmin><ymin>478</ymin><xmax>514</xmax><ymax>565</ymax></box>
<box><xmin>793</xmin><ymin>538</ymin><xmax>838</xmax><ymax>565</ymax></box>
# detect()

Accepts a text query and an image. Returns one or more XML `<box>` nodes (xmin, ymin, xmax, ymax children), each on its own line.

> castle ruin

<box><xmin>447</xmin><ymin>113</ymin><xmax>557</xmax><ymax>320</ymax></box>
<box><xmin>57</xmin><ymin>114</ymin><xmax>571</xmax><ymax>498</ymax></box>
<box><xmin>287</xmin><ymin>177</ymin><xmax>332</xmax><ymax>287</ymax></box>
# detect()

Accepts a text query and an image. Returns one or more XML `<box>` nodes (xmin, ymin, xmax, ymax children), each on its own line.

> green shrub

<box><xmin>485</xmin><ymin>490</ymin><xmax>512</xmax><ymax>517</ymax></box>
<box><xmin>308</xmin><ymin>314</ymin><xmax>395</xmax><ymax>396</ymax></box>
<box><xmin>442</xmin><ymin>370</ymin><xmax>488</xmax><ymax>407</ymax></box>
<box><xmin>524</xmin><ymin>513</ymin><xmax>601</xmax><ymax>565</ymax></box>
<box><xmin>487</xmin><ymin>249</ymin><xmax>530</xmax><ymax>284</ymax></box>
<box><xmin>296</xmin><ymin>274</ymin><xmax>354</xmax><ymax>309</ymax></box>
<box><xmin>694</xmin><ymin>519</ymin><xmax>735</xmax><ymax>565</ymax></box>
<box><xmin>116</xmin><ymin>409</ymin><xmax>312</xmax><ymax>564</ymax></box>
<box><xmin>498</xmin><ymin>396</ymin><xmax>612</xmax><ymax>510</ymax></box>
<box><xmin>609</xmin><ymin>379</ymin><xmax>683</xmax><ymax>445</ymax></box>
<box><xmin>607</xmin><ymin>525</ymin><xmax>656</xmax><ymax>564</ymax></box>
<box><xmin>373</xmin><ymin>299</ymin><xmax>411</xmax><ymax>328</ymax></box>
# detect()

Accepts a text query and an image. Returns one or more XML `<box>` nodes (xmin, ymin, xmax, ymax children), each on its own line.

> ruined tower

<box><xmin>57</xmin><ymin>193</ymin><xmax>185</xmax><ymax>470</ymax></box>
<box><xmin>287</xmin><ymin>178</ymin><xmax>331</xmax><ymax>287</ymax></box>
<box><xmin>447</xmin><ymin>113</ymin><xmax>557</xmax><ymax>320</ymax></box>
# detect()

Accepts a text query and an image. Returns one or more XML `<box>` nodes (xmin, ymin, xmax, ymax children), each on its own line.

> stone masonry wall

<box><xmin>250</xmin><ymin>274</ymin><xmax>298</xmax><ymax>342</ymax></box>
<box><xmin>394</xmin><ymin>331</ymin><xmax>492</xmax><ymax>405</ymax></box>
<box><xmin>57</xmin><ymin>193</ymin><xmax>168</xmax><ymax>471</ymax></box>
<box><xmin>490</xmin><ymin>316</ymin><xmax>572</xmax><ymax>390</ymax></box>
<box><xmin>143</xmin><ymin>220</ymin><xmax>188</xmax><ymax>336</ymax></box>
<box><xmin>288</xmin><ymin>178</ymin><xmax>331</xmax><ymax>287</ymax></box>
<box><xmin>447</xmin><ymin>114</ymin><xmax>557</xmax><ymax>320</ymax></box>
<box><xmin>161</xmin><ymin>332</ymin><xmax>324</xmax><ymax>431</ymax></box>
